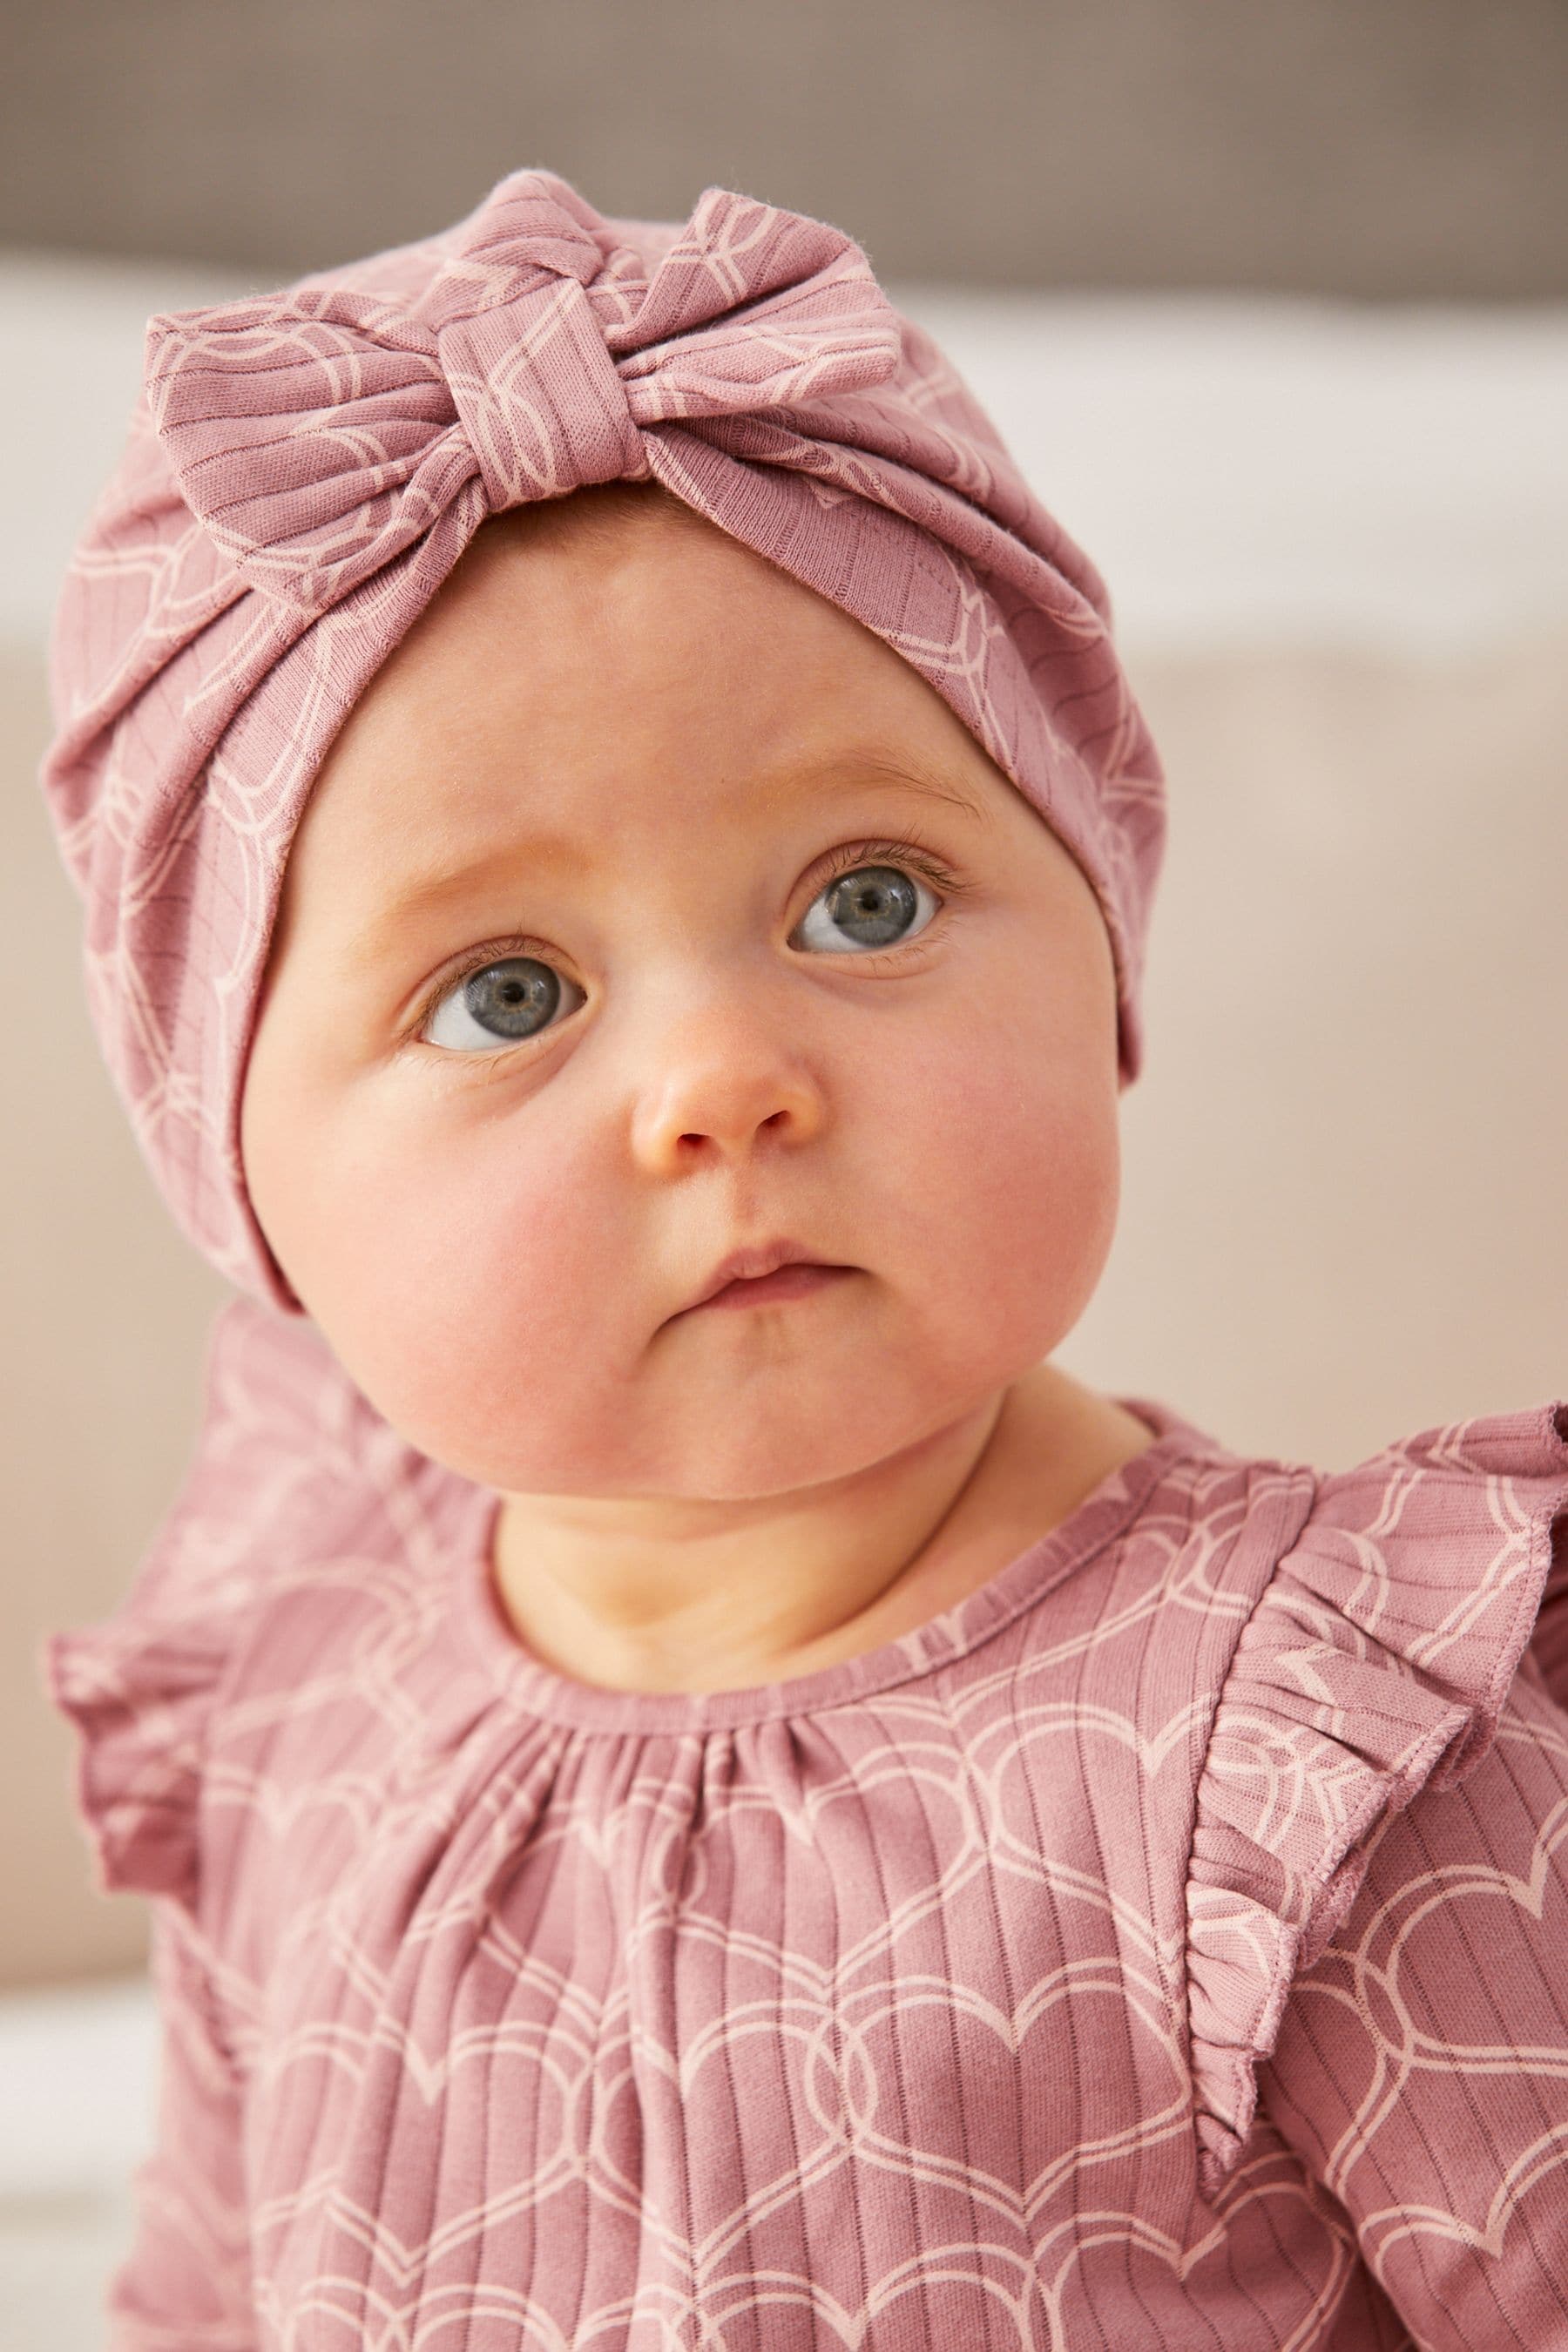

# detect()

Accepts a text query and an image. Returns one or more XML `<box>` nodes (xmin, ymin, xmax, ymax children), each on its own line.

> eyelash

<box><xmin>815</xmin><ymin>836</ymin><xmax>967</xmax><ymax>908</ymax></box>
<box><xmin>409</xmin><ymin>835</ymin><xmax>970</xmax><ymax>1047</ymax></box>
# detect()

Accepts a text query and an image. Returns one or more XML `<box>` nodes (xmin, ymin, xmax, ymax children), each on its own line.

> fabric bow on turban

<box><xmin>43</xmin><ymin>167</ymin><xmax>1165</xmax><ymax>1308</ymax></box>
<box><xmin>145</xmin><ymin>177</ymin><xmax>907</xmax><ymax>619</ymax></box>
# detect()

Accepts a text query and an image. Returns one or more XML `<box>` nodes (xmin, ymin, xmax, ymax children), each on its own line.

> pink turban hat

<box><xmin>43</xmin><ymin>168</ymin><xmax>1165</xmax><ymax>1310</ymax></box>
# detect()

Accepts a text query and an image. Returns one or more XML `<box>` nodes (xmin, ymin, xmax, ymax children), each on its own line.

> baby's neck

<box><xmin>489</xmin><ymin>1366</ymin><xmax>1154</xmax><ymax>1699</ymax></box>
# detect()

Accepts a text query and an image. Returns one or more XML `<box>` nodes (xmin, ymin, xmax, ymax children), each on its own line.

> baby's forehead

<box><xmin>299</xmin><ymin>503</ymin><xmax>1021</xmax><ymax>895</ymax></box>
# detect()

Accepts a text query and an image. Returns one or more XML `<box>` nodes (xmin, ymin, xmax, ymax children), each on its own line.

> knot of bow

<box><xmin>145</xmin><ymin>172</ymin><xmax>904</xmax><ymax>616</ymax></box>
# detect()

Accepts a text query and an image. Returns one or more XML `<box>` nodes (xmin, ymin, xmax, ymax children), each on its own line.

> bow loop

<box><xmin>609</xmin><ymin>186</ymin><xmax>903</xmax><ymax>422</ymax></box>
<box><xmin>407</xmin><ymin>169</ymin><xmax>625</xmax><ymax>335</ymax></box>
<box><xmin>145</xmin><ymin>294</ymin><xmax>472</xmax><ymax>615</ymax></box>
<box><xmin>145</xmin><ymin>171</ymin><xmax>904</xmax><ymax>617</ymax></box>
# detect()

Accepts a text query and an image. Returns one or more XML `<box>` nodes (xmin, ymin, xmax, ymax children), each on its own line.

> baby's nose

<box><xmin>626</xmin><ymin>1000</ymin><xmax>827</xmax><ymax>1175</ymax></box>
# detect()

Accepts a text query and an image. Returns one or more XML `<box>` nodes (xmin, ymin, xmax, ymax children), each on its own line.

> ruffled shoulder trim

<box><xmin>1186</xmin><ymin>1398</ymin><xmax>1568</xmax><ymax>2200</ymax></box>
<box><xmin>43</xmin><ymin>1298</ymin><xmax>413</xmax><ymax>1916</ymax></box>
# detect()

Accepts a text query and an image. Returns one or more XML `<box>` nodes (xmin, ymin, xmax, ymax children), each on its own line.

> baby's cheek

<box><xmin>880</xmin><ymin>1017</ymin><xmax>1119</xmax><ymax>1347</ymax></box>
<box><xmin>308</xmin><ymin>1111</ymin><xmax>631</xmax><ymax>1484</ymax></box>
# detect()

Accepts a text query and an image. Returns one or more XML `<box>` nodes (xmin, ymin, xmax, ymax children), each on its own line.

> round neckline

<box><xmin>456</xmin><ymin>1396</ymin><xmax>1217</xmax><ymax>1736</ymax></box>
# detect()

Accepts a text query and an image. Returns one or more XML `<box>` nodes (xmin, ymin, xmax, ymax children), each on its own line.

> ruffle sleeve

<box><xmin>1186</xmin><ymin>1398</ymin><xmax>1568</xmax><ymax>2201</ymax></box>
<box><xmin>43</xmin><ymin>1297</ymin><xmax>387</xmax><ymax>1917</ymax></box>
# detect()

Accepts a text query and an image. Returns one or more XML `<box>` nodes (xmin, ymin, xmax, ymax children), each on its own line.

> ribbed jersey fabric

<box><xmin>47</xmin><ymin>1303</ymin><xmax>1568</xmax><ymax>2350</ymax></box>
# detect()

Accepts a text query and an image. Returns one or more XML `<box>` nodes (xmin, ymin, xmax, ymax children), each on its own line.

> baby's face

<box><xmin>241</xmin><ymin>489</ymin><xmax>1124</xmax><ymax>1501</ymax></box>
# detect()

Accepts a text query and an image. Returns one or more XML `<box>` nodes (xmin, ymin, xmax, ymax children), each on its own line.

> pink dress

<box><xmin>49</xmin><ymin>1303</ymin><xmax>1568</xmax><ymax>2350</ymax></box>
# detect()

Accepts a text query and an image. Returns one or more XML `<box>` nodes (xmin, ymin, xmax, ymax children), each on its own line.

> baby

<box><xmin>42</xmin><ymin>172</ymin><xmax>1568</xmax><ymax>2350</ymax></box>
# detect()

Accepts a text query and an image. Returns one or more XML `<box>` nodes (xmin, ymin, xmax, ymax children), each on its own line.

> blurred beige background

<box><xmin>0</xmin><ymin>34</ymin><xmax>1565</xmax><ymax>2328</ymax></box>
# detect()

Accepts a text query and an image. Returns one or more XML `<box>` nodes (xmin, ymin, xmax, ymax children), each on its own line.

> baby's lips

<box><xmin>676</xmin><ymin>1237</ymin><xmax>845</xmax><ymax>1315</ymax></box>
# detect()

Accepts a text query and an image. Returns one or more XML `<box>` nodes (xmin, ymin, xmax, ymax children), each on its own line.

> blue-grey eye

<box><xmin>794</xmin><ymin>863</ymin><xmax>937</xmax><ymax>955</ymax></box>
<box><xmin>423</xmin><ymin>956</ymin><xmax>581</xmax><ymax>1051</ymax></box>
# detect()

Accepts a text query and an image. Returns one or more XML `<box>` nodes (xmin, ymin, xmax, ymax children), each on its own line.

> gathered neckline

<box><xmin>455</xmin><ymin>1396</ymin><xmax>1219</xmax><ymax>1735</ymax></box>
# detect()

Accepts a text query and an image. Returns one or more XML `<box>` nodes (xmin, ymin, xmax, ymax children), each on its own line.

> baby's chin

<box><xmin>368</xmin><ymin>1346</ymin><xmax>1004</xmax><ymax>1505</ymax></box>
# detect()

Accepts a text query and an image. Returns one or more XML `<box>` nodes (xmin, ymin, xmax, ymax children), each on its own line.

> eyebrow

<box><xmin>354</xmin><ymin>747</ymin><xmax>995</xmax><ymax>960</ymax></box>
<box><xmin>800</xmin><ymin>749</ymin><xmax>996</xmax><ymax>828</ymax></box>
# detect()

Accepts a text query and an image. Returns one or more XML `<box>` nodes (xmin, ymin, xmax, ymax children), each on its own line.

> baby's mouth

<box><xmin>676</xmin><ymin>1239</ymin><xmax>857</xmax><ymax>1316</ymax></box>
<box><xmin>689</xmin><ymin>1262</ymin><xmax>857</xmax><ymax>1313</ymax></box>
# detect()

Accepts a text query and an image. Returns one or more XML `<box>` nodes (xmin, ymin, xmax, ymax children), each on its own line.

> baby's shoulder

<box><xmin>1170</xmin><ymin>1395</ymin><xmax>1568</xmax><ymax>2193</ymax></box>
<box><xmin>1085</xmin><ymin>1389</ymin><xmax>1568</xmax><ymax>1692</ymax></box>
<box><xmin>44</xmin><ymin>1298</ymin><xmax>480</xmax><ymax>1916</ymax></box>
<box><xmin>1186</xmin><ymin>1395</ymin><xmax>1568</xmax><ymax>1755</ymax></box>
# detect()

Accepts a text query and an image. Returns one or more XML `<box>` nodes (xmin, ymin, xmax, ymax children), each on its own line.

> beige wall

<box><xmin>9</xmin><ymin>623</ymin><xmax>1566</xmax><ymax>1990</ymax></box>
<box><xmin>3</xmin><ymin>0</ymin><xmax>1567</xmax><ymax>297</ymax></box>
